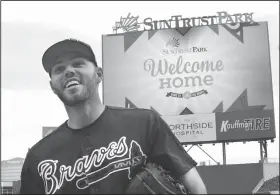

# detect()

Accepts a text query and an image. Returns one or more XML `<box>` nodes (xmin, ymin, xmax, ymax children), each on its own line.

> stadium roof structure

<box><xmin>1</xmin><ymin>157</ymin><xmax>25</xmax><ymax>164</ymax></box>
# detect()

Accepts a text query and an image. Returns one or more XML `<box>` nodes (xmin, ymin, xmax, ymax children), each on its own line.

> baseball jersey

<box><xmin>20</xmin><ymin>106</ymin><xmax>197</xmax><ymax>194</ymax></box>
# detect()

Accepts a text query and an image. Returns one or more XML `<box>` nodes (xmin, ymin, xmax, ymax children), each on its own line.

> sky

<box><xmin>1</xmin><ymin>1</ymin><xmax>279</xmax><ymax>165</ymax></box>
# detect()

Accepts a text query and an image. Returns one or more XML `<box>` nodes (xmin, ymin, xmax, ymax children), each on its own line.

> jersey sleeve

<box><xmin>20</xmin><ymin>150</ymin><xmax>45</xmax><ymax>194</ymax></box>
<box><xmin>147</xmin><ymin>112</ymin><xmax>197</xmax><ymax>178</ymax></box>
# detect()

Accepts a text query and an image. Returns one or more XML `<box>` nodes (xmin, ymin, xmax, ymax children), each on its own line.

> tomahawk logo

<box><xmin>38</xmin><ymin>136</ymin><xmax>146</xmax><ymax>194</ymax></box>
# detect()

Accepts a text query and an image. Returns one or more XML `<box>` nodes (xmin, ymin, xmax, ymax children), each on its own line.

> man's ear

<box><xmin>96</xmin><ymin>67</ymin><xmax>103</xmax><ymax>83</ymax></box>
<box><xmin>49</xmin><ymin>81</ymin><xmax>57</xmax><ymax>95</ymax></box>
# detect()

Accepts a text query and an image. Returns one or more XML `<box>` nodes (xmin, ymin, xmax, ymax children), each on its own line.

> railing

<box><xmin>1</xmin><ymin>188</ymin><xmax>13</xmax><ymax>195</ymax></box>
<box><xmin>252</xmin><ymin>178</ymin><xmax>265</xmax><ymax>194</ymax></box>
<box><xmin>197</xmin><ymin>158</ymin><xmax>279</xmax><ymax>166</ymax></box>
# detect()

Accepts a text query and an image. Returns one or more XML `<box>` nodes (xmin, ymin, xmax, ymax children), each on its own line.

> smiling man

<box><xmin>19</xmin><ymin>39</ymin><xmax>207</xmax><ymax>194</ymax></box>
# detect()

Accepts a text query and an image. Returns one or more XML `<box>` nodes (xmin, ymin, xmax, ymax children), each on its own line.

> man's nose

<box><xmin>65</xmin><ymin>67</ymin><xmax>75</xmax><ymax>78</ymax></box>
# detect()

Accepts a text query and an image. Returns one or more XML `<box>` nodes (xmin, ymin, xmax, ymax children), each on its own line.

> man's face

<box><xmin>49</xmin><ymin>55</ymin><xmax>101</xmax><ymax>106</ymax></box>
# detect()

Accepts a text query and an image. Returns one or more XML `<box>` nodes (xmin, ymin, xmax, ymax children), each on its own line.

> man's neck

<box><xmin>65</xmin><ymin>99</ymin><xmax>106</xmax><ymax>129</ymax></box>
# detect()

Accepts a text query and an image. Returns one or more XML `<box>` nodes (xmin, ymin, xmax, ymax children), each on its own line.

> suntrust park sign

<box><xmin>112</xmin><ymin>11</ymin><xmax>255</xmax><ymax>33</ymax></box>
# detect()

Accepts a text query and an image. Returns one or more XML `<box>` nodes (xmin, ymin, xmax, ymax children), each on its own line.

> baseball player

<box><xmin>20</xmin><ymin>39</ymin><xmax>207</xmax><ymax>194</ymax></box>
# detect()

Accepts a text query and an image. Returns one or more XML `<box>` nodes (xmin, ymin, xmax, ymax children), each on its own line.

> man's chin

<box><xmin>60</xmin><ymin>92</ymin><xmax>86</xmax><ymax>106</ymax></box>
<box><xmin>54</xmin><ymin>85</ymin><xmax>93</xmax><ymax>106</ymax></box>
<box><xmin>62</xmin><ymin>96</ymin><xmax>86</xmax><ymax>107</ymax></box>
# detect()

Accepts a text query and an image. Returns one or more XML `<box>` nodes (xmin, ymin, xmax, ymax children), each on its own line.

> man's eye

<box><xmin>73</xmin><ymin>62</ymin><xmax>84</xmax><ymax>67</ymax></box>
<box><xmin>55</xmin><ymin>67</ymin><xmax>64</xmax><ymax>73</ymax></box>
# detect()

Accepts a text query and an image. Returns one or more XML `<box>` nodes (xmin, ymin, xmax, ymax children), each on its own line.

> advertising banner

<box><xmin>216</xmin><ymin>109</ymin><xmax>275</xmax><ymax>141</ymax></box>
<box><xmin>103</xmin><ymin>22</ymin><xmax>273</xmax><ymax>115</ymax></box>
<box><xmin>102</xmin><ymin>21</ymin><xmax>275</xmax><ymax>142</ymax></box>
<box><xmin>161</xmin><ymin>113</ymin><xmax>216</xmax><ymax>143</ymax></box>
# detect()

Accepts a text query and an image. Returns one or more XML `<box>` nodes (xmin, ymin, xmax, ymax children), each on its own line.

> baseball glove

<box><xmin>125</xmin><ymin>162</ymin><xmax>188</xmax><ymax>194</ymax></box>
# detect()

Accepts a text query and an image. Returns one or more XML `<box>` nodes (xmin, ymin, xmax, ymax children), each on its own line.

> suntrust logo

<box><xmin>162</xmin><ymin>37</ymin><xmax>207</xmax><ymax>55</ymax></box>
<box><xmin>112</xmin><ymin>11</ymin><xmax>256</xmax><ymax>33</ymax></box>
<box><xmin>166</xmin><ymin>37</ymin><xmax>180</xmax><ymax>48</ymax></box>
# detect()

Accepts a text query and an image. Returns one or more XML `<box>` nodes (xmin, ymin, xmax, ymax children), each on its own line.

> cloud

<box><xmin>1</xmin><ymin>89</ymin><xmax>67</xmax><ymax>160</ymax></box>
<box><xmin>2</xmin><ymin>21</ymin><xmax>101</xmax><ymax>90</ymax></box>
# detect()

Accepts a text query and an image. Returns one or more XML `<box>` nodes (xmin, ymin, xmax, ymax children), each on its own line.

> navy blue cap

<box><xmin>42</xmin><ymin>39</ymin><xmax>98</xmax><ymax>74</ymax></box>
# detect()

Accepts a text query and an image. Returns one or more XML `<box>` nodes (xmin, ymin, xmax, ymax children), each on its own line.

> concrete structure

<box><xmin>1</xmin><ymin>158</ymin><xmax>24</xmax><ymax>194</ymax></box>
<box><xmin>253</xmin><ymin>158</ymin><xmax>279</xmax><ymax>194</ymax></box>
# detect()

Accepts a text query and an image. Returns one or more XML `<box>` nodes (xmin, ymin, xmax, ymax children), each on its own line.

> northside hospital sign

<box><xmin>112</xmin><ymin>11</ymin><xmax>256</xmax><ymax>33</ymax></box>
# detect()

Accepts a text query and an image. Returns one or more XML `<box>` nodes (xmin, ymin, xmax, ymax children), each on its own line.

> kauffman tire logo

<box><xmin>220</xmin><ymin>120</ymin><xmax>252</xmax><ymax>132</ymax></box>
<box><xmin>162</xmin><ymin>37</ymin><xmax>207</xmax><ymax>55</ymax></box>
<box><xmin>220</xmin><ymin>118</ymin><xmax>271</xmax><ymax>132</ymax></box>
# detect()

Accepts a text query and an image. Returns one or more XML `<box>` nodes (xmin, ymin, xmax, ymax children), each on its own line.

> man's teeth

<box><xmin>66</xmin><ymin>81</ymin><xmax>80</xmax><ymax>88</ymax></box>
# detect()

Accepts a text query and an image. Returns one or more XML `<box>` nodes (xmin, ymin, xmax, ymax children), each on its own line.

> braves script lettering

<box><xmin>38</xmin><ymin>136</ymin><xmax>129</xmax><ymax>194</ymax></box>
<box><xmin>76</xmin><ymin>141</ymin><xmax>146</xmax><ymax>190</ymax></box>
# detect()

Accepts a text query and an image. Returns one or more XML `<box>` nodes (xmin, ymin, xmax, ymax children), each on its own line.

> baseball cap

<box><xmin>42</xmin><ymin>38</ymin><xmax>98</xmax><ymax>75</ymax></box>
